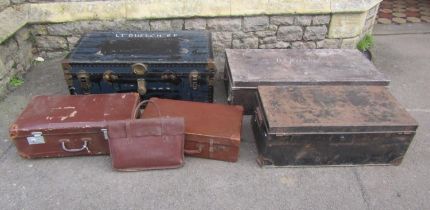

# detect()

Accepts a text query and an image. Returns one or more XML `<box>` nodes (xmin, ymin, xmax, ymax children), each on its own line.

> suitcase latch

<box><xmin>27</xmin><ymin>132</ymin><xmax>45</xmax><ymax>145</ymax></box>
<box><xmin>189</xmin><ymin>70</ymin><xmax>200</xmax><ymax>90</ymax></box>
<box><xmin>137</xmin><ymin>79</ymin><xmax>147</xmax><ymax>95</ymax></box>
<box><xmin>77</xmin><ymin>70</ymin><xmax>91</xmax><ymax>94</ymax></box>
<box><xmin>101</xmin><ymin>129</ymin><xmax>108</xmax><ymax>140</ymax></box>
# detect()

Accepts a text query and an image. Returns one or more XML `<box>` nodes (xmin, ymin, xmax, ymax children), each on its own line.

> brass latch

<box><xmin>103</xmin><ymin>70</ymin><xmax>118</xmax><ymax>83</ymax></box>
<box><xmin>161</xmin><ymin>71</ymin><xmax>177</xmax><ymax>80</ymax></box>
<box><xmin>137</xmin><ymin>79</ymin><xmax>147</xmax><ymax>95</ymax></box>
<box><xmin>77</xmin><ymin>70</ymin><xmax>91</xmax><ymax>93</ymax></box>
<box><xmin>189</xmin><ymin>70</ymin><xmax>199</xmax><ymax>90</ymax></box>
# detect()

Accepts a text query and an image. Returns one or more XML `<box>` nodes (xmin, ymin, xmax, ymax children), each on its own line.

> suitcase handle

<box><xmin>184</xmin><ymin>145</ymin><xmax>203</xmax><ymax>155</ymax></box>
<box><xmin>60</xmin><ymin>140</ymin><xmax>90</xmax><ymax>153</ymax></box>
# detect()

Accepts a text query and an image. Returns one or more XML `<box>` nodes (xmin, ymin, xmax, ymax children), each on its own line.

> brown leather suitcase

<box><xmin>108</xmin><ymin>115</ymin><xmax>185</xmax><ymax>171</ymax></box>
<box><xmin>253</xmin><ymin>85</ymin><xmax>418</xmax><ymax>167</ymax></box>
<box><xmin>9</xmin><ymin>93</ymin><xmax>139</xmax><ymax>158</ymax></box>
<box><xmin>142</xmin><ymin>98</ymin><xmax>244</xmax><ymax>162</ymax></box>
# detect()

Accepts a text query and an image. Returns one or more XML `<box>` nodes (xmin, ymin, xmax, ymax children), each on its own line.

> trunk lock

<box><xmin>189</xmin><ymin>70</ymin><xmax>200</xmax><ymax>90</ymax></box>
<box><xmin>132</xmin><ymin>63</ymin><xmax>148</xmax><ymax>76</ymax></box>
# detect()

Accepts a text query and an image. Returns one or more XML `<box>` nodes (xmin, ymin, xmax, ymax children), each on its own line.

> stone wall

<box><xmin>0</xmin><ymin>0</ymin><xmax>382</xmax><ymax>98</ymax></box>
<box><xmin>0</xmin><ymin>27</ymin><xmax>34</xmax><ymax>97</ymax></box>
<box><xmin>30</xmin><ymin>15</ymin><xmax>334</xmax><ymax>72</ymax></box>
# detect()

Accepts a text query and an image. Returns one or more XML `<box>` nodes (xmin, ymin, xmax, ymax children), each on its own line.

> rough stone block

<box><xmin>212</xmin><ymin>32</ymin><xmax>232</xmax><ymax>53</ymax></box>
<box><xmin>312</xmin><ymin>15</ymin><xmax>331</xmax><ymax>25</ymax></box>
<box><xmin>277</xmin><ymin>26</ymin><xmax>303</xmax><ymax>41</ymax></box>
<box><xmin>270</xmin><ymin>15</ymin><xmax>294</xmax><ymax>25</ymax></box>
<box><xmin>232</xmin><ymin>37</ymin><xmax>259</xmax><ymax>49</ymax></box>
<box><xmin>29</xmin><ymin>25</ymin><xmax>48</xmax><ymax>36</ymax></box>
<box><xmin>259</xmin><ymin>36</ymin><xmax>277</xmax><ymax>44</ymax></box>
<box><xmin>291</xmin><ymin>41</ymin><xmax>316</xmax><ymax>49</ymax></box>
<box><xmin>119</xmin><ymin>20</ymin><xmax>150</xmax><ymax>31</ymax></box>
<box><xmin>184</xmin><ymin>18</ymin><xmax>206</xmax><ymax>30</ymax></box>
<box><xmin>254</xmin><ymin>30</ymin><xmax>276</xmax><ymax>38</ymax></box>
<box><xmin>294</xmin><ymin>15</ymin><xmax>312</xmax><ymax>26</ymax></box>
<box><xmin>171</xmin><ymin>19</ymin><xmax>184</xmax><ymax>30</ymax></box>
<box><xmin>0</xmin><ymin>38</ymin><xmax>18</xmax><ymax>61</ymax></box>
<box><xmin>259</xmin><ymin>43</ymin><xmax>276</xmax><ymax>49</ymax></box>
<box><xmin>207</xmin><ymin>18</ymin><xmax>241</xmax><ymax>31</ymax></box>
<box><xmin>275</xmin><ymin>41</ymin><xmax>290</xmax><ymax>49</ymax></box>
<box><xmin>14</xmin><ymin>27</ymin><xmax>30</xmax><ymax>44</ymax></box>
<box><xmin>243</xmin><ymin>16</ymin><xmax>269</xmax><ymax>32</ymax></box>
<box><xmin>329</xmin><ymin>13</ymin><xmax>367</xmax><ymax>38</ymax></box>
<box><xmin>150</xmin><ymin>20</ymin><xmax>172</xmax><ymax>31</ymax></box>
<box><xmin>316</xmin><ymin>39</ymin><xmax>342</xmax><ymax>48</ymax></box>
<box><xmin>67</xmin><ymin>36</ymin><xmax>80</xmax><ymax>49</ymax></box>
<box><xmin>35</xmin><ymin>36</ymin><xmax>68</xmax><ymax>50</ymax></box>
<box><xmin>303</xmin><ymin>26</ymin><xmax>327</xmax><ymax>41</ymax></box>
<box><xmin>232</xmin><ymin>31</ymin><xmax>255</xmax><ymax>39</ymax></box>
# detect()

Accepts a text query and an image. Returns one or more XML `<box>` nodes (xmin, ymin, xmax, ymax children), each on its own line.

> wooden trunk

<box><xmin>224</xmin><ymin>49</ymin><xmax>390</xmax><ymax>114</ymax></box>
<box><xmin>252</xmin><ymin>85</ymin><xmax>418</xmax><ymax>167</ymax></box>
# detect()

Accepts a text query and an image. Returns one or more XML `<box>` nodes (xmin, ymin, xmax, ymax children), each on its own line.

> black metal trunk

<box><xmin>62</xmin><ymin>31</ymin><xmax>215</xmax><ymax>102</ymax></box>
<box><xmin>252</xmin><ymin>85</ymin><xmax>418</xmax><ymax>167</ymax></box>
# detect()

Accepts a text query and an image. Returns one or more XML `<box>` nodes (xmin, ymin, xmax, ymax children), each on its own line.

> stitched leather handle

<box><xmin>132</xmin><ymin>100</ymin><xmax>161</xmax><ymax>119</ymax></box>
<box><xmin>129</xmin><ymin>99</ymin><xmax>164</xmax><ymax>137</ymax></box>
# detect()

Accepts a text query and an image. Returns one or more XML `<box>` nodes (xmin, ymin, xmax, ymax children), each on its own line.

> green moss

<box><xmin>9</xmin><ymin>75</ymin><xmax>24</xmax><ymax>87</ymax></box>
<box><xmin>357</xmin><ymin>34</ymin><xmax>374</xmax><ymax>52</ymax></box>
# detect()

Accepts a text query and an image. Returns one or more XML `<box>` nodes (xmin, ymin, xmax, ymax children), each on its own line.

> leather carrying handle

<box><xmin>60</xmin><ymin>140</ymin><xmax>90</xmax><ymax>153</ymax></box>
<box><xmin>129</xmin><ymin>99</ymin><xmax>164</xmax><ymax>137</ymax></box>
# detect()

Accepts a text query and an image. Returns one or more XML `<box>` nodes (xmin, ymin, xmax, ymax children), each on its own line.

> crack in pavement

<box><xmin>353</xmin><ymin>168</ymin><xmax>371</xmax><ymax>210</ymax></box>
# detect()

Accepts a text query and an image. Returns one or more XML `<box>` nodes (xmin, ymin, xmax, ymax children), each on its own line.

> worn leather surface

<box><xmin>142</xmin><ymin>98</ymin><xmax>243</xmax><ymax>162</ymax></box>
<box><xmin>9</xmin><ymin>93</ymin><xmax>139</xmax><ymax>158</ymax></box>
<box><xmin>108</xmin><ymin>117</ymin><xmax>185</xmax><ymax>171</ymax></box>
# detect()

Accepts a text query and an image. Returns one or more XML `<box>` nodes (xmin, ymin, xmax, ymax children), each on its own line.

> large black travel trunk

<box><xmin>62</xmin><ymin>31</ymin><xmax>216</xmax><ymax>102</ymax></box>
<box><xmin>252</xmin><ymin>85</ymin><xmax>418</xmax><ymax>167</ymax></box>
<box><xmin>225</xmin><ymin>49</ymin><xmax>390</xmax><ymax>114</ymax></box>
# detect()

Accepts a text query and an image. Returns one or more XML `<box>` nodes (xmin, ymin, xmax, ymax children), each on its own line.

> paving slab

<box><xmin>353</xmin><ymin>31</ymin><xmax>430</xmax><ymax>210</ymax></box>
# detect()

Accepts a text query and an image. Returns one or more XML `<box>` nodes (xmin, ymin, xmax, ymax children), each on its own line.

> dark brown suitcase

<box><xmin>225</xmin><ymin>49</ymin><xmax>390</xmax><ymax>114</ymax></box>
<box><xmin>252</xmin><ymin>85</ymin><xmax>418</xmax><ymax>167</ymax></box>
<box><xmin>141</xmin><ymin>98</ymin><xmax>243</xmax><ymax>162</ymax></box>
<box><xmin>9</xmin><ymin>93</ymin><xmax>139</xmax><ymax>158</ymax></box>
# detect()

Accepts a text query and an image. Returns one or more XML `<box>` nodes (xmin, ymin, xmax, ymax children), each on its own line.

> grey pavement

<box><xmin>1</xmin><ymin>24</ymin><xmax>430</xmax><ymax>209</ymax></box>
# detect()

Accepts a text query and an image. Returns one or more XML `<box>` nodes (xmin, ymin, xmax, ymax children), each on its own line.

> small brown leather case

<box><xmin>107</xmin><ymin>101</ymin><xmax>185</xmax><ymax>171</ymax></box>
